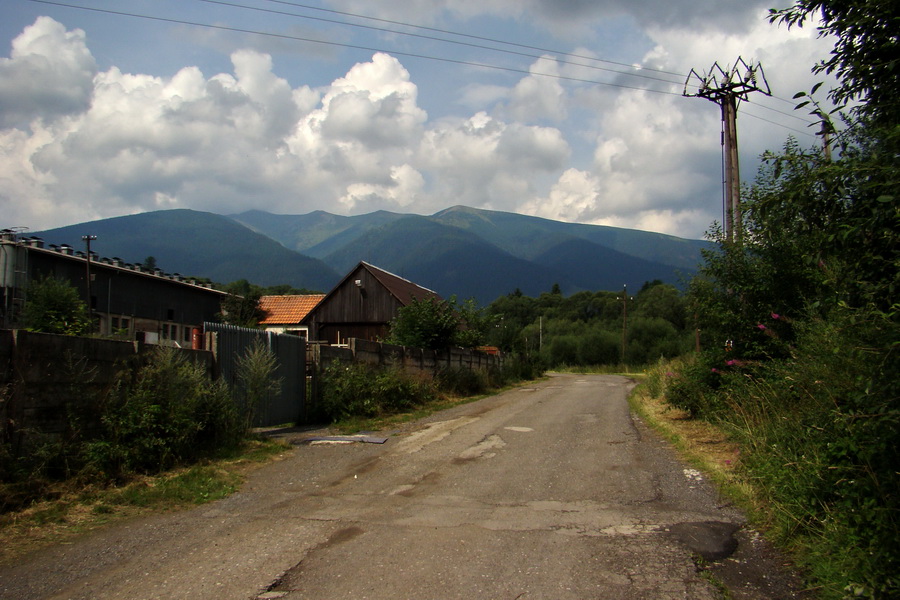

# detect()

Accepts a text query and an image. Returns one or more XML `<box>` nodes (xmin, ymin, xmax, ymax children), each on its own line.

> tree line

<box><xmin>484</xmin><ymin>282</ymin><xmax>690</xmax><ymax>368</ymax></box>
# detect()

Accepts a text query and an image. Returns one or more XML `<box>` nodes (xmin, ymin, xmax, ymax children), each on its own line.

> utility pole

<box><xmin>684</xmin><ymin>58</ymin><xmax>770</xmax><ymax>244</ymax></box>
<box><xmin>621</xmin><ymin>285</ymin><xmax>628</xmax><ymax>364</ymax></box>
<box><xmin>820</xmin><ymin>124</ymin><xmax>833</xmax><ymax>162</ymax></box>
<box><xmin>82</xmin><ymin>234</ymin><xmax>96</xmax><ymax>331</ymax></box>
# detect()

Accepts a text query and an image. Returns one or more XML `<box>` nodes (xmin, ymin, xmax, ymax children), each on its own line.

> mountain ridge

<box><xmin>30</xmin><ymin>206</ymin><xmax>708</xmax><ymax>303</ymax></box>
<box><xmin>32</xmin><ymin>209</ymin><xmax>340</xmax><ymax>291</ymax></box>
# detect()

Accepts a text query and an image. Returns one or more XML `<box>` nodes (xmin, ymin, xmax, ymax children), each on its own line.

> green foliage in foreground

<box><xmin>387</xmin><ymin>295</ymin><xmax>492</xmax><ymax>350</ymax></box>
<box><xmin>665</xmin><ymin>1</ymin><xmax>900</xmax><ymax>594</ymax></box>
<box><xmin>110</xmin><ymin>464</ymin><xmax>242</xmax><ymax>508</ymax></box>
<box><xmin>317</xmin><ymin>363</ymin><xmax>435</xmax><ymax>421</ymax></box>
<box><xmin>665</xmin><ymin>311</ymin><xmax>898</xmax><ymax>599</ymax></box>
<box><xmin>83</xmin><ymin>347</ymin><xmax>244</xmax><ymax>481</ymax></box>
<box><xmin>315</xmin><ymin>356</ymin><xmax>541</xmax><ymax>424</ymax></box>
<box><xmin>1</xmin><ymin>345</ymin><xmax>277</xmax><ymax>512</ymax></box>
<box><xmin>20</xmin><ymin>275</ymin><xmax>91</xmax><ymax>336</ymax></box>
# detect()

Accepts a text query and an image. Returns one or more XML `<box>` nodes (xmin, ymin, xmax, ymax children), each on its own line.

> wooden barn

<box><xmin>302</xmin><ymin>262</ymin><xmax>439</xmax><ymax>345</ymax></box>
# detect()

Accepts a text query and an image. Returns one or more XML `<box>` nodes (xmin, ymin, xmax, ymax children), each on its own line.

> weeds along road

<box><xmin>1</xmin><ymin>373</ymin><xmax>804</xmax><ymax>600</ymax></box>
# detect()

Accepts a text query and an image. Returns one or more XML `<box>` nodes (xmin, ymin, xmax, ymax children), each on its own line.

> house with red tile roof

<box><xmin>258</xmin><ymin>294</ymin><xmax>325</xmax><ymax>338</ymax></box>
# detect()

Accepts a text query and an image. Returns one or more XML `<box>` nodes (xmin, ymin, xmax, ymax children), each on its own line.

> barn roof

<box><xmin>361</xmin><ymin>261</ymin><xmax>440</xmax><ymax>306</ymax></box>
<box><xmin>258</xmin><ymin>294</ymin><xmax>325</xmax><ymax>325</ymax></box>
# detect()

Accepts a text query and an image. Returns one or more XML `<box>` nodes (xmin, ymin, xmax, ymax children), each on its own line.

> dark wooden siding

<box><xmin>25</xmin><ymin>250</ymin><xmax>224</xmax><ymax>325</ymax></box>
<box><xmin>307</xmin><ymin>265</ymin><xmax>403</xmax><ymax>342</ymax></box>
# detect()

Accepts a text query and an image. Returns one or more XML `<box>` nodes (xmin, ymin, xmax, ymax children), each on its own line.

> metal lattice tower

<box><xmin>684</xmin><ymin>58</ymin><xmax>770</xmax><ymax>243</ymax></box>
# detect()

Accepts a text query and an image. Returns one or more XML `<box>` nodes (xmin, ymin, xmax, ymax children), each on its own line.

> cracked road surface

<box><xmin>0</xmin><ymin>374</ymin><xmax>805</xmax><ymax>599</ymax></box>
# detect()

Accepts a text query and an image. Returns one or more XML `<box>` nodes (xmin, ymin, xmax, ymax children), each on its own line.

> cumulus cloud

<box><xmin>0</xmin><ymin>8</ymin><xmax>839</xmax><ymax>239</ymax></box>
<box><xmin>0</xmin><ymin>19</ymin><xmax>572</xmax><ymax>229</ymax></box>
<box><xmin>513</xmin><ymin>7</ymin><xmax>837</xmax><ymax>236</ymax></box>
<box><xmin>418</xmin><ymin>112</ymin><xmax>570</xmax><ymax>212</ymax></box>
<box><xmin>2</xmin><ymin>19</ymin><xmax>433</xmax><ymax>225</ymax></box>
<box><xmin>503</xmin><ymin>57</ymin><xmax>567</xmax><ymax>122</ymax></box>
<box><xmin>516</xmin><ymin>75</ymin><xmax>723</xmax><ymax>236</ymax></box>
<box><xmin>313</xmin><ymin>52</ymin><xmax>427</xmax><ymax>147</ymax></box>
<box><xmin>0</xmin><ymin>16</ymin><xmax>97</xmax><ymax>128</ymax></box>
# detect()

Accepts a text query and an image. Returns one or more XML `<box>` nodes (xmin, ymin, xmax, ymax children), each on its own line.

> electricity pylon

<box><xmin>684</xmin><ymin>58</ymin><xmax>770</xmax><ymax>243</ymax></box>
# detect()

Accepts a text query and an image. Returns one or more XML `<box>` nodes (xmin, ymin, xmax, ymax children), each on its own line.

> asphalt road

<box><xmin>1</xmin><ymin>374</ymin><xmax>806</xmax><ymax>599</ymax></box>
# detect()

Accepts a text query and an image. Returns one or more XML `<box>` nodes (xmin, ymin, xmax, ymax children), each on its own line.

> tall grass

<box><xmin>662</xmin><ymin>310</ymin><xmax>899</xmax><ymax>599</ymax></box>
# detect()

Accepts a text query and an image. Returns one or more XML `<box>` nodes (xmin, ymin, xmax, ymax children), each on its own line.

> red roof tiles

<box><xmin>258</xmin><ymin>294</ymin><xmax>325</xmax><ymax>325</ymax></box>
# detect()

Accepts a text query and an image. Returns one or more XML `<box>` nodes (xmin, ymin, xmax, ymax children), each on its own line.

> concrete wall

<box><xmin>0</xmin><ymin>330</ymin><xmax>213</xmax><ymax>448</ymax></box>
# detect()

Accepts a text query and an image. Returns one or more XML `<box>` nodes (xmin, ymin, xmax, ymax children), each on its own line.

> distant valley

<box><xmin>34</xmin><ymin>206</ymin><xmax>709</xmax><ymax>304</ymax></box>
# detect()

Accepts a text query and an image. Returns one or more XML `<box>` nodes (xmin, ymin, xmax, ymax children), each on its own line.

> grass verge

<box><xmin>0</xmin><ymin>437</ymin><xmax>287</xmax><ymax>563</ymax></box>
<box><xmin>627</xmin><ymin>371</ymin><xmax>763</xmax><ymax>529</ymax></box>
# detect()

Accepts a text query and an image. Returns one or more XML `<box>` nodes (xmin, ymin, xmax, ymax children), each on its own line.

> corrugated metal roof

<box><xmin>361</xmin><ymin>262</ymin><xmax>440</xmax><ymax>306</ymax></box>
<box><xmin>258</xmin><ymin>294</ymin><xmax>325</xmax><ymax>325</ymax></box>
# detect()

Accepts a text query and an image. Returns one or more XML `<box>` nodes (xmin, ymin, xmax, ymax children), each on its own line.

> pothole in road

<box><xmin>661</xmin><ymin>521</ymin><xmax>741</xmax><ymax>562</ymax></box>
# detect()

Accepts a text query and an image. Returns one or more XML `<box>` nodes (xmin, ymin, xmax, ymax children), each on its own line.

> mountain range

<box><xmin>33</xmin><ymin>206</ymin><xmax>710</xmax><ymax>304</ymax></box>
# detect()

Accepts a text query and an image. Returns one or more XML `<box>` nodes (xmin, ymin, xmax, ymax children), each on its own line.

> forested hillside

<box><xmin>33</xmin><ymin>210</ymin><xmax>340</xmax><ymax>290</ymax></box>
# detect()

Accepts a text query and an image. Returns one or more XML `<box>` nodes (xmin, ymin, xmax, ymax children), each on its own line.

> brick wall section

<box><xmin>0</xmin><ymin>330</ymin><xmax>213</xmax><ymax>446</ymax></box>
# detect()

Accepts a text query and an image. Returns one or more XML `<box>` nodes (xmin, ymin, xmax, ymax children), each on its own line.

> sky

<box><xmin>1</xmin><ymin>0</ymin><xmax>838</xmax><ymax>240</ymax></box>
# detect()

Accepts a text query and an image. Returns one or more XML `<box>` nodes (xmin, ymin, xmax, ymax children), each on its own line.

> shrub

<box><xmin>20</xmin><ymin>275</ymin><xmax>90</xmax><ymax>335</ymax></box>
<box><xmin>387</xmin><ymin>297</ymin><xmax>460</xmax><ymax>350</ymax></box>
<box><xmin>84</xmin><ymin>347</ymin><xmax>242</xmax><ymax>480</ymax></box>
<box><xmin>642</xmin><ymin>357</ymin><xmax>679</xmax><ymax>399</ymax></box>
<box><xmin>665</xmin><ymin>352</ymin><xmax>723</xmax><ymax>417</ymax></box>
<box><xmin>497</xmin><ymin>354</ymin><xmax>544</xmax><ymax>383</ymax></box>
<box><xmin>542</xmin><ymin>335</ymin><xmax>579</xmax><ymax>367</ymax></box>
<box><xmin>625</xmin><ymin>317</ymin><xmax>689</xmax><ymax>365</ymax></box>
<box><xmin>436</xmin><ymin>366</ymin><xmax>489</xmax><ymax>397</ymax></box>
<box><xmin>668</xmin><ymin>310</ymin><xmax>899</xmax><ymax>598</ymax></box>
<box><xmin>318</xmin><ymin>362</ymin><xmax>435</xmax><ymax>422</ymax></box>
<box><xmin>234</xmin><ymin>340</ymin><xmax>283</xmax><ymax>429</ymax></box>
<box><xmin>578</xmin><ymin>330</ymin><xmax>619</xmax><ymax>366</ymax></box>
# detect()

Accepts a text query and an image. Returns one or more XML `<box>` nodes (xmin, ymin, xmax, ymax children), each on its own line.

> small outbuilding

<box><xmin>302</xmin><ymin>261</ymin><xmax>439</xmax><ymax>345</ymax></box>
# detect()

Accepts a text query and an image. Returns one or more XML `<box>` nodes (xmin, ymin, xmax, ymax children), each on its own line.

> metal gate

<box><xmin>204</xmin><ymin>322</ymin><xmax>306</xmax><ymax>427</ymax></box>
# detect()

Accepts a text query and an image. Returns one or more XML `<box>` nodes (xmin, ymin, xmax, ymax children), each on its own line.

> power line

<box><xmin>740</xmin><ymin>109</ymin><xmax>816</xmax><ymax>138</ymax></box>
<box><xmin>684</xmin><ymin>58</ymin><xmax>772</xmax><ymax>243</ymax></box>
<box><xmin>254</xmin><ymin>0</ymin><xmax>821</xmax><ymax>131</ymax></box>
<box><xmin>272</xmin><ymin>0</ymin><xmax>824</xmax><ymax>118</ymax></box>
<box><xmin>195</xmin><ymin>0</ymin><xmax>686</xmax><ymax>87</ymax></box>
<box><xmin>28</xmin><ymin>0</ymin><xmax>687</xmax><ymax>96</ymax></box>
<box><xmin>257</xmin><ymin>0</ymin><xmax>690</xmax><ymax>80</ymax></box>
<box><xmin>26</xmin><ymin>0</ymin><xmax>818</xmax><ymax>135</ymax></box>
